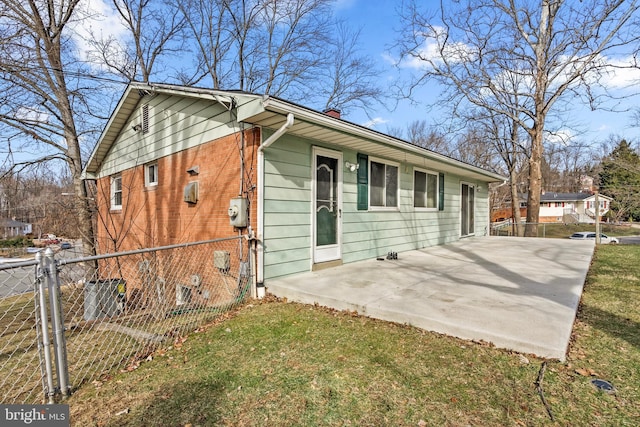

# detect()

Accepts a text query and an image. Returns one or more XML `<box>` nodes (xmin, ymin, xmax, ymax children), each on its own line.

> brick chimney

<box><xmin>323</xmin><ymin>108</ymin><xmax>341</xmax><ymax>119</ymax></box>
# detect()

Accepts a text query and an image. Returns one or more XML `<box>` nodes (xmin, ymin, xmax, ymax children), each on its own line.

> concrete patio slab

<box><xmin>266</xmin><ymin>236</ymin><xmax>594</xmax><ymax>360</ymax></box>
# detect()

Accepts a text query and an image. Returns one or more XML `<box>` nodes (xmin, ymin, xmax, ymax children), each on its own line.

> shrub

<box><xmin>0</xmin><ymin>236</ymin><xmax>33</xmax><ymax>248</ymax></box>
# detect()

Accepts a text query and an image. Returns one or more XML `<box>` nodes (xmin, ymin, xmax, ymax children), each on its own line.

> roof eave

<box><xmin>82</xmin><ymin>83</ymin><xmax>149</xmax><ymax>179</ymax></box>
<box><xmin>247</xmin><ymin>97</ymin><xmax>506</xmax><ymax>182</ymax></box>
<box><xmin>81</xmin><ymin>83</ymin><xmax>262</xmax><ymax>180</ymax></box>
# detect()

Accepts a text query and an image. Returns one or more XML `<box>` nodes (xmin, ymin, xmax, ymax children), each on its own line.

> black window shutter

<box><xmin>438</xmin><ymin>172</ymin><xmax>445</xmax><ymax>211</ymax></box>
<box><xmin>357</xmin><ymin>153</ymin><xmax>368</xmax><ymax>210</ymax></box>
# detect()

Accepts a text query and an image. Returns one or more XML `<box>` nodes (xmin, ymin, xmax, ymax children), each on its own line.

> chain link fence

<box><xmin>0</xmin><ymin>260</ymin><xmax>42</xmax><ymax>404</ymax></box>
<box><xmin>0</xmin><ymin>236</ymin><xmax>252</xmax><ymax>404</ymax></box>
<box><xmin>491</xmin><ymin>221</ymin><xmax>636</xmax><ymax>239</ymax></box>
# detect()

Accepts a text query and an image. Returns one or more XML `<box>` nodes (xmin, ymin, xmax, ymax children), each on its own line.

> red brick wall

<box><xmin>95</xmin><ymin>128</ymin><xmax>260</xmax><ymax>253</ymax></box>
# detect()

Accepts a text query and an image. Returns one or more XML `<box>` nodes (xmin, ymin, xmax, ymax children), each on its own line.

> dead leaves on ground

<box><xmin>574</xmin><ymin>367</ymin><xmax>600</xmax><ymax>377</ymax></box>
<box><xmin>118</xmin><ymin>335</ymin><xmax>189</xmax><ymax>374</ymax></box>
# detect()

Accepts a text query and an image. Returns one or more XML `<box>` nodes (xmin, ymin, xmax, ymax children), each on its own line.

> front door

<box><xmin>313</xmin><ymin>148</ymin><xmax>342</xmax><ymax>263</ymax></box>
<box><xmin>461</xmin><ymin>183</ymin><xmax>475</xmax><ymax>236</ymax></box>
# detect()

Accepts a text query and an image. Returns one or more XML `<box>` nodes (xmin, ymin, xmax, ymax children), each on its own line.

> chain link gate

<box><xmin>0</xmin><ymin>236</ymin><xmax>253</xmax><ymax>404</ymax></box>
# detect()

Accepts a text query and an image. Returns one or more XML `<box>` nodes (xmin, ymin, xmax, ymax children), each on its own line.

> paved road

<box><xmin>0</xmin><ymin>242</ymin><xmax>85</xmax><ymax>299</ymax></box>
<box><xmin>0</xmin><ymin>263</ymin><xmax>36</xmax><ymax>298</ymax></box>
<box><xmin>619</xmin><ymin>236</ymin><xmax>640</xmax><ymax>245</ymax></box>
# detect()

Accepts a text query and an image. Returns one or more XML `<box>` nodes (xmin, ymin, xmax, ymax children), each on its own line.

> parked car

<box><xmin>569</xmin><ymin>232</ymin><xmax>619</xmax><ymax>244</ymax></box>
<box><xmin>60</xmin><ymin>242</ymin><xmax>72</xmax><ymax>250</ymax></box>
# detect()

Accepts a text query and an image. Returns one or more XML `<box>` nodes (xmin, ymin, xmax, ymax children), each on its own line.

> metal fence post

<box><xmin>44</xmin><ymin>248</ymin><xmax>71</xmax><ymax>397</ymax></box>
<box><xmin>35</xmin><ymin>252</ymin><xmax>56</xmax><ymax>404</ymax></box>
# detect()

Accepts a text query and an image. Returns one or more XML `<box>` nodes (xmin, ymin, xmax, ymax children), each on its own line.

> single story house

<box><xmin>82</xmin><ymin>82</ymin><xmax>505</xmax><ymax>299</ymax></box>
<box><xmin>0</xmin><ymin>218</ymin><xmax>32</xmax><ymax>239</ymax></box>
<box><xmin>540</xmin><ymin>192</ymin><xmax>612</xmax><ymax>223</ymax></box>
<box><xmin>492</xmin><ymin>192</ymin><xmax>612</xmax><ymax>224</ymax></box>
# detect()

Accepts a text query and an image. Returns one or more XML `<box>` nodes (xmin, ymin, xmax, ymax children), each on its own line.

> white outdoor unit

<box><xmin>176</xmin><ymin>285</ymin><xmax>192</xmax><ymax>306</ymax></box>
<box><xmin>214</xmin><ymin>250</ymin><xmax>230</xmax><ymax>273</ymax></box>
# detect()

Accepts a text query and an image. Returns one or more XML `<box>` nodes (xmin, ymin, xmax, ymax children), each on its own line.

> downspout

<box><xmin>256</xmin><ymin>113</ymin><xmax>294</xmax><ymax>297</ymax></box>
<box><xmin>259</xmin><ymin>113</ymin><xmax>295</xmax><ymax>152</ymax></box>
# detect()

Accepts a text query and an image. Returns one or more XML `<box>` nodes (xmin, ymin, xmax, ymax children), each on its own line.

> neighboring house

<box><xmin>0</xmin><ymin>218</ymin><xmax>32</xmax><ymax>239</ymax></box>
<box><xmin>492</xmin><ymin>191</ymin><xmax>612</xmax><ymax>224</ymax></box>
<box><xmin>540</xmin><ymin>192</ymin><xmax>612</xmax><ymax>223</ymax></box>
<box><xmin>82</xmin><ymin>83</ymin><xmax>505</xmax><ymax>297</ymax></box>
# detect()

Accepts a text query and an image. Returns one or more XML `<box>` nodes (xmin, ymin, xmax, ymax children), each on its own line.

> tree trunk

<box><xmin>525</xmin><ymin>126</ymin><xmax>544</xmax><ymax>237</ymax></box>
<box><xmin>510</xmin><ymin>171</ymin><xmax>523</xmax><ymax>237</ymax></box>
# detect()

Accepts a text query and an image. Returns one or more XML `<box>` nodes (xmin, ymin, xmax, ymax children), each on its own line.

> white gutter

<box><xmin>259</xmin><ymin>99</ymin><xmax>506</xmax><ymax>182</ymax></box>
<box><xmin>256</xmin><ymin>113</ymin><xmax>295</xmax><ymax>297</ymax></box>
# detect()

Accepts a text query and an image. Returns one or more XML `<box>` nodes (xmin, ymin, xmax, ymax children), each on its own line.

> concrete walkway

<box><xmin>266</xmin><ymin>236</ymin><xmax>594</xmax><ymax>360</ymax></box>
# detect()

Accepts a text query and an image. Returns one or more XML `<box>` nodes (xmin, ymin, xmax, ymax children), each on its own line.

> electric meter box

<box><xmin>228</xmin><ymin>197</ymin><xmax>248</xmax><ymax>227</ymax></box>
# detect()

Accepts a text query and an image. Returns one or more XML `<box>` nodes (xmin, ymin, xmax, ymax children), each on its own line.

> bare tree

<box><xmin>176</xmin><ymin>0</ymin><xmax>235</xmax><ymax>87</ymax></box>
<box><xmin>0</xmin><ymin>0</ymin><xmax>97</xmax><ymax>255</ymax></box>
<box><xmin>86</xmin><ymin>0</ymin><xmax>187</xmax><ymax>82</ymax></box>
<box><xmin>397</xmin><ymin>0</ymin><xmax>640</xmax><ymax>236</ymax></box>
<box><xmin>177</xmin><ymin>0</ymin><xmax>385</xmax><ymax>115</ymax></box>
<box><xmin>0</xmin><ymin>167</ymin><xmax>79</xmax><ymax>239</ymax></box>
<box><xmin>319</xmin><ymin>21</ymin><xmax>385</xmax><ymax>115</ymax></box>
<box><xmin>493</xmin><ymin>116</ymin><xmax>528</xmax><ymax>235</ymax></box>
<box><xmin>403</xmin><ymin>120</ymin><xmax>452</xmax><ymax>154</ymax></box>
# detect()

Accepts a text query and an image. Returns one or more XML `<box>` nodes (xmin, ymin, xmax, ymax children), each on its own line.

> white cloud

<box><xmin>545</xmin><ymin>129</ymin><xmax>575</xmax><ymax>146</ymax></box>
<box><xmin>332</xmin><ymin>0</ymin><xmax>358</xmax><ymax>11</ymax></box>
<box><xmin>15</xmin><ymin>106</ymin><xmax>49</xmax><ymax>123</ymax></box>
<box><xmin>362</xmin><ymin>117</ymin><xmax>389</xmax><ymax>129</ymax></box>
<box><xmin>598</xmin><ymin>55</ymin><xmax>640</xmax><ymax>90</ymax></box>
<box><xmin>398</xmin><ymin>26</ymin><xmax>476</xmax><ymax>70</ymax></box>
<box><xmin>70</xmin><ymin>0</ymin><xmax>129</xmax><ymax>65</ymax></box>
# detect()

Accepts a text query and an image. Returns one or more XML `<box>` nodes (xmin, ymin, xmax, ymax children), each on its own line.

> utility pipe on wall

<box><xmin>256</xmin><ymin>113</ymin><xmax>295</xmax><ymax>296</ymax></box>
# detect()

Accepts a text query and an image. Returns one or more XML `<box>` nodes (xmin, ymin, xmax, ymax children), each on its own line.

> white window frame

<box><xmin>111</xmin><ymin>174</ymin><xmax>122</xmax><ymax>210</ymax></box>
<box><xmin>145</xmin><ymin>162</ymin><xmax>158</xmax><ymax>187</ymax></box>
<box><xmin>413</xmin><ymin>167</ymin><xmax>438</xmax><ymax>211</ymax></box>
<box><xmin>369</xmin><ymin>157</ymin><xmax>399</xmax><ymax>210</ymax></box>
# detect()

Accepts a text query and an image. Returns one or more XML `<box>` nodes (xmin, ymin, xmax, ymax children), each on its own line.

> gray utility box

<box><xmin>228</xmin><ymin>197</ymin><xmax>248</xmax><ymax>227</ymax></box>
<box><xmin>84</xmin><ymin>279</ymin><xmax>126</xmax><ymax>321</ymax></box>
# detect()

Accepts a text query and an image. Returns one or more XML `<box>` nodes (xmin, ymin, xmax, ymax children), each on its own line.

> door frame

<box><xmin>312</xmin><ymin>146</ymin><xmax>343</xmax><ymax>264</ymax></box>
<box><xmin>460</xmin><ymin>181</ymin><xmax>476</xmax><ymax>237</ymax></box>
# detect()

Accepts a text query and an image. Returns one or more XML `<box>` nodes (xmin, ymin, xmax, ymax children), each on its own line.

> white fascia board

<box><xmin>82</xmin><ymin>84</ymin><xmax>142</xmax><ymax>179</ymax></box>
<box><xmin>259</xmin><ymin>98</ymin><xmax>507</xmax><ymax>183</ymax></box>
<box><xmin>236</xmin><ymin>97</ymin><xmax>267</xmax><ymax>122</ymax></box>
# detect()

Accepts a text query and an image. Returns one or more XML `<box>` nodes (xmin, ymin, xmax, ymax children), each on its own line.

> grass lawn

<box><xmin>68</xmin><ymin>245</ymin><xmax>640</xmax><ymax>426</ymax></box>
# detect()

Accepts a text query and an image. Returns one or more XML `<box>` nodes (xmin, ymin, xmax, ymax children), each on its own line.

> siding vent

<box><xmin>141</xmin><ymin>104</ymin><xmax>149</xmax><ymax>134</ymax></box>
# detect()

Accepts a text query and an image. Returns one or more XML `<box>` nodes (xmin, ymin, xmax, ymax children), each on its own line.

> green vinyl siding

<box><xmin>97</xmin><ymin>94</ymin><xmax>250</xmax><ymax>178</ymax></box>
<box><xmin>262</xmin><ymin>134</ymin><xmax>313</xmax><ymax>279</ymax></box>
<box><xmin>262</xmin><ymin>134</ymin><xmax>492</xmax><ymax>281</ymax></box>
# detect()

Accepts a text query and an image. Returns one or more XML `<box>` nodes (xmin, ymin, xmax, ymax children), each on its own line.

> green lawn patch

<box><xmin>68</xmin><ymin>246</ymin><xmax>640</xmax><ymax>426</ymax></box>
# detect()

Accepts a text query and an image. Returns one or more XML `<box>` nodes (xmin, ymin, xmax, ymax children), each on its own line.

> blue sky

<box><xmin>332</xmin><ymin>0</ymin><xmax>640</xmax><ymax>147</ymax></box>
<box><xmin>69</xmin><ymin>0</ymin><xmax>640</xmax><ymax>149</ymax></box>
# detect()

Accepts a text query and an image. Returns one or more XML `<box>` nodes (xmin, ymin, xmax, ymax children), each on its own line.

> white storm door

<box><xmin>313</xmin><ymin>148</ymin><xmax>342</xmax><ymax>263</ymax></box>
